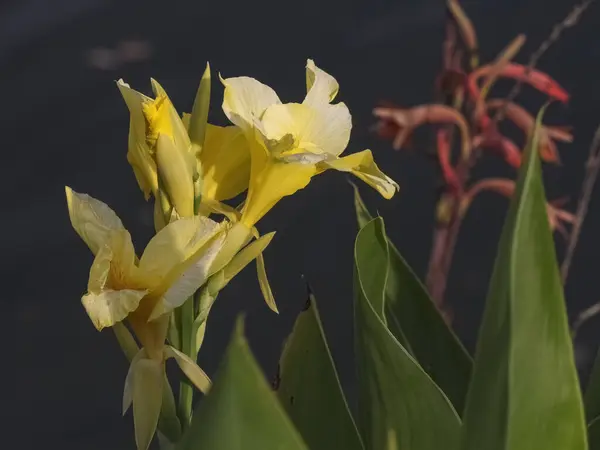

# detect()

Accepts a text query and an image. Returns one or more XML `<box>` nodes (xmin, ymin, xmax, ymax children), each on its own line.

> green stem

<box><xmin>177</xmin><ymin>295</ymin><xmax>195</xmax><ymax>429</ymax></box>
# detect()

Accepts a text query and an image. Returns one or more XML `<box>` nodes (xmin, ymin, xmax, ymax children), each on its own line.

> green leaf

<box><xmin>188</xmin><ymin>62</ymin><xmax>211</xmax><ymax>151</ymax></box>
<box><xmin>589</xmin><ymin>416</ymin><xmax>600</xmax><ymax>450</ymax></box>
<box><xmin>276</xmin><ymin>289</ymin><xmax>365</xmax><ymax>450</ymax></box>
<box><xmin>176</xmin><ymin>317</ymin><xmax>309</xmax><ymax>450</ymax></box>
<box><xmin>353</xmin><ymin>181</ymin><xmax>472</xmax><ymax>413</ymax></box>
<box><xmin>460</xmin><ymin>107</ymin><xmax>587</xmax><ymax>450</ymax></box>
<box><xmin>585</xmin><ymin>347</ymin><xmax>600</xmax><ymax>423</ymax></box>
<box><xmin>354</xmin><ymin>217</ymin><xmax>461</xmax><ymax>450</ymax></box>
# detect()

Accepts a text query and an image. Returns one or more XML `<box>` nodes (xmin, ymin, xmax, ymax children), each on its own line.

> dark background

<box><xmin>4</xmin><ymin>0</ymin><xmax>600</xmax><ymax>448</ymax></box>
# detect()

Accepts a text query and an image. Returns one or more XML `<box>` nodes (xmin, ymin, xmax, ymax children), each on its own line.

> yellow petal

<box><xmin>221</xmin><ymin>75</ymin><xmax>281</xmax><ymax>132</ymax></box>
<box><xmin>261</xmin><ymin>102</ymin><xmax>351</xmax><ymax>157</ymax></box>
<box><xmin>132</xmin><ymin>357</ymin><xmax>164</xmax><ymax>450</ymax></box>
<box><xmin>164</xmin><ymin>346</ymin><xmax>212</xmax><ymax>394</ymax></box>
<box><xmin>117</xmin><ymin>80</ymin><xmax>159</xmax><ymax>199</ymax></box>
<box><xmin>139</xmin><ymin>216</ymin><xmax>222</xmax><ymax>280</ymax></box>
<box><xmin>304</xmin><ymin>59</ymin><xmax>340</xmax><ymax>106</ymax></box>
<box><xmin>82</xmin><ymin>288</ymin><xmax>148</xmax><ymax>331</ymax></box>
<box><xmin>65</xmin><ymin>186</ymin><xmax>125</xmax><ymax>255</ymax></box>
<box><xmin>200</xmin><ymin>124</ymin><xmax>251</xmax><ymax>201</ymax></box>
<box><xmin>241</xmin><ymin>159</ymin><xmax>317</xmax><ymax>227</ymax></box>
<box><xmin>148</xmin><ymin>225</ymin><xmax>228</xmax><ymax>319</ymax></box>
<box><xmin>317</xmin><ymin>149</ymin><xmax>399</xmax><ymax>199</ymax></box>
<box><xmin>155</xmin><ymin>134</ymin><xmax>195</xmax><ymax>217</ymax></box>
<box><xmin>123</xmin><ymin>347</ymin><xmax>147</xmax><ymax>414</ymax></box>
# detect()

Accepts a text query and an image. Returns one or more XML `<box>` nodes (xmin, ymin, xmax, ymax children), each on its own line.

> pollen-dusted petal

<box><xmin>82</xmin><ymin>288</ymin><xmax>148</xmax><ymax>331</ymax></box>
<box><xmin>221</xmin><ymin>75</ymin><xmax>281</xmax><ymax>132</ymax></box>
<box><xmin>139</xmin><ymin>215</ymin><xmax>222</xmax><ymax>280</ymax></box>
<box><xmin>304</xmin><ymin>59</ymin><xmax>340</xmax><ymax>106</ymax></box>
<box><xmin>200</xmin><ymin>124</ymin><xmax>251</xmax><ymax>201</ymax></box>
<box><xmin>318</xmin><ymin>149</ymin><xmax>399</xmax><ymax>199</ymax></box>
<box><xmin>65</xmin><ymin>187</ymin><xmax>126</xmax><ymax>255</ymax></box>
<box><xmin>262</xmin><ymin>102</ymin><xmax>351</xmax><ymax>157</ymax></box>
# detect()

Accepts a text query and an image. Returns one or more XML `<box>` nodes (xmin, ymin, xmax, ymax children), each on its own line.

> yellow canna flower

<box><xmin>117</xmin><ymin>79</ymin><xmax>196</xmax><ymax>219</ymax></box>
<box><xmin>181</xmin><ymin>114</ymin><xmax>251</xmax><ymax>204</ymax></box>
<box><xmin>221</xmin><ymin>59</ymin><xmax>399</xmax><ymax>227</ymax></box>
<box><xmin>65</xmin><ymin>186</ymin><xmax>228</xmax><ymax>359</ymax></box>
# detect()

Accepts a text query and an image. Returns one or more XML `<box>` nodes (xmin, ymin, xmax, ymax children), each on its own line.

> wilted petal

<box><xmin>65</xmin><ymin>187</ymin><xmax>125</xmax><ymax>255</ymax></box>
<box><xmin>304</xmin><ymin>59</ymin><xmax>340</xmax><ymax>106</ymax></box>
<box><xmin>317</xmin><ymin>149</ymin><xmax>399</xmax><ymax>199</ymax></box>
<box><xmin>262</xmin><ymin>102</ymin><xmax>351</xmax><ymax>157</ymax></box>
<box><xmin>221</xmin><ymin>76</ymin><xmax>281</xmax><ymax>132</ymax></box>
<box><xmin>82</xmin><ymin>288</ymin><xmax>148</xmax><ymax>331</ymax></box>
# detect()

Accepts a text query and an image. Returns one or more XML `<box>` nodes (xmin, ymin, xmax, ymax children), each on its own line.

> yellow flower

<box><xmin>117</xmin><ymin>79</ymin><xmax>196</xmax><ymax>219</ymax></box>
<box><xmin>221</xmin><ymin>59</ymin><xmax>399</xmax><ymax>227</ymax></box>
<box><xmin>65</xmin><ymin>186</ymin><xmax>228</xmax><ymax>359</ymax></box>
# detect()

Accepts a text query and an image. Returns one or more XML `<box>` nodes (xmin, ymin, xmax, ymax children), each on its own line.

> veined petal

<box><xmin>304</xmin><ymin>59</ymin><xmax>340</xmax><ymax>106</ymax></box>
<box><xmin>241</xmin><ymin>160</ymin><xmax>317</xmax><ymax>227</ymax></box>
<box><xmin>140</xmin><ymin>216</ymin><xmax>222</xmax><ymax>280</ymax></box>
<box><xmin>149</xmin><ymin>230</ymin><xmax>227</xmax><ymax>319</ymax></box>
<box><xmin>82</xmin><ymin>288</ymin><xmax>148</xmax><ymax>331</ymax></box>
<box><xmin>262</xmin><ymin>102</ymin><xmax>351</xmax><ymax>157</ymax></box>
<box><xmin>200</xmin><ymin>124</ymin><xmax>251</xmax><ymax>201</ymax></box>
<box><xmin>221</xmin><ymin>75</ymin><xmax>281</xmax><ymax>132</ymax></box>
<box><xmin>318</xmin><ymin>149</ymin><xmax>399</xmax><ymax>199</ymax></box>
<box><xmin>117</xmin><ymin>80</ymin><xmax>158</xmax><ymax>199</ymax></box>
<box><xmin>65</xmin><ymin>186</ymin><xmax>125</xmax><ymax>255</ymax></box>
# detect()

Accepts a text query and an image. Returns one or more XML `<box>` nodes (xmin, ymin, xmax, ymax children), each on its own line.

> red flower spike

<box><xmin>486</xmin><ymin>99</ymin><xmax>572</xmax><ymax>164</ymax></box>
<box><xmin>373</xmin><ymin>104</ymin><xmax>471</xmax><ymax>159</ymax></box>
<box><xmin>437</xmin><ymin>129</ymin><xmax>462</xmax><ymax>194</ymax></box>
<box><xmin>463</xmin><ymin>177</ymin><xmax>575</xmax><ymax>238</ymax></box>
<box><xmin>472</xmin><ymin>132</ymin><xmax>522</xmax><ymax>168</ymax></box>
<box><xmin>468</xmin><ymin>62</ymin><xmax>569</xmax><ymax>105</ymax></box>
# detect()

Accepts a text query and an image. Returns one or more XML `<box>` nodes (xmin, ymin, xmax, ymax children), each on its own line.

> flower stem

<box><xmin>177</xmin><ymin>295</ymin><xmax>195</xmax><ymax>428</ymax></box>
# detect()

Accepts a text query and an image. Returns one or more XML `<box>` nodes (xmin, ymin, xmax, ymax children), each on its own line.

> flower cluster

<box><xmin>65</xmin><ymin>59</ymin><xmax>398</xmax><ymax>449</ymax></box>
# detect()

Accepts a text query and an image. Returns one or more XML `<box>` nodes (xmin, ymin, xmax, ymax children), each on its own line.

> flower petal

<box><xmin>132</xmin><ymin>357</ymin><xmax>164</xmax><ymax>450</ymax></box>
<box><xmin>221</xmin><ymin>75</ymin><xmax>281</xmax><ymax>132</ymax></box>
<box><xmin>262</xmin><ymin>102</ymin><xmax>351</xmax><ymax>157</ymax></box>
<box><xmin>65</xmin><ymin>186</ymin><xmax>126</xmax><ymax>255</ymax></box>
<box><xmin>318</xmin><ymin>149</ymin><xmax>399</xmax><ymax>199</ymax></box>
<box><xmin>82</xmin><ymin>288</ymin><xmax>148</xmax><ymax>331</ymax></box>
<box><xmin>304</xmin><ymin>59</ymin><xmax>340</xmax><ymax>107</ymax></box>
<box><xmin>200</xmin><ymin>124</ymin><xmax>251</xmax><ymax>201</ymax></box>
<box><xmin>139</xmin><ymin>216</ymin><xmax>222</xmax><ymax>280</ymax></box>
<box><xmin>241</xmin><ymin>160</ymin><xmax>317</xmax><ymax>227</ymax></box>
<box><xmin>165</xmin><ymin>346</ymin><xmax>212</xmax><ymax>394</ymax></box>
<box><xmin>149</xmin><ymin>230</ymin><xmax>227</xmax><ymax>320</ymax></box>
<box><xmin>117</xmin><ymin>80</ymin><xmax>159</xmax><ymax>199</ymax></box>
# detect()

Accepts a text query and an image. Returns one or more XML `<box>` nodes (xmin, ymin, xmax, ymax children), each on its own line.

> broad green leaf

<box><xmin>460</xmin><ymin>108</ymin><xmax>587</xmax><ymax>450</ymax></box>
<box><xmin>188</xmin><ymin>62</ymin><xmax>211</xmax><ymax>151</ymax></box>
<box><xmin>354</xmin><ymin>217</ymin><xmax>461</xmax><ymax>450</ymax></box>
<box><xmin>176</xmin><ymin>317</ymin><xmax>309</xmax><ymax>450</ymax></box>
<box><xmin>276</xmin><ymin>289</ymin><xmax>365</xmax><ymax>450</ymax></box>
<box><xmin>585</xmin><ymin>346</ymin><xmax>600</xmax><ymax>422</ymax></box>
<box><xmin>589</xmin><ymin>416</ymin><xmax>600</xmax><ymax>450</ymax></box>
<box><xmin>353</xmin><ymin>183</ymin><xmax>472</xmax><ymax>414</ymax></box>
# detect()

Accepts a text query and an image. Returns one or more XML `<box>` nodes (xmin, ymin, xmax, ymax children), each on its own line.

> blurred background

<box><xmin>3</xmin><ymin>0</ymin><xmax>600</xmax><ymax>448</ymax></box>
